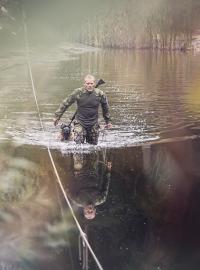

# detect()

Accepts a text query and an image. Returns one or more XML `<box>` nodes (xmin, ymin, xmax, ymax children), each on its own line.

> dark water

<box><xmin>0</xmin><ymin>41</ymin><xmax>200</xmax><ymax>269</ymax></box>
<box><xmin>1</xmin><ymin>138</ymin><xmax>200</xmax><ymax>270</ymax></box>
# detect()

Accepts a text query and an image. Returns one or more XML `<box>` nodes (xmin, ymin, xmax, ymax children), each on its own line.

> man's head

<box><xmin>84</xmin><ymin>74</ymin><xmax>95</xmax><ymax>91</ymax></box>
<box><xmin>83</xmin><ymin>204</ymin><xmax>96</xmax><ymax>220</ymax></box>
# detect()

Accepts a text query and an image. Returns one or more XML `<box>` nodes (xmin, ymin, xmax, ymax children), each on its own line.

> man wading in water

<box><xmin>54</xmin><ymin>74</ymin><xmax>112</xmax><ymax>145</ymax></box>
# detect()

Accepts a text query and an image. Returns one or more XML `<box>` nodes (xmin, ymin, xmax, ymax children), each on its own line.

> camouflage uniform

<box><xmin>67</xmin><ymin>152</ymin><xmax>111</xmax><ymax>207</ymax></box>
<box><xmin>73</xmin><ymin>121</ymin><xmax>100</xmax><ymax>145</ymax></box>
<box><xmin>55</xmin><ymin>87</ymin><xmax>111</xmax><ymax>145</ymax></box>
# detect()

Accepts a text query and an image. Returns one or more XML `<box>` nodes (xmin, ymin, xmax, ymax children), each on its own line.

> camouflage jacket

<box><xmin>55</xmin><ymin>87</ymin><xmax>111</xmax><ymax>128</ymax></box>
<box><xmin>67</xmin><ymin>166</ymin><xmax>111</xmax><ymax>207</ymax></box>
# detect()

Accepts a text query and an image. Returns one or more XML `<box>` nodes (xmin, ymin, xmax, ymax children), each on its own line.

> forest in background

<box><xmin>77</xmin><ymin>0</ymin><xmax>200</xmax><ymax>50</ymax></box>
<box><xmin>0</xmin><ymin>0</ymin><xmax>200</xmax><ymax>50</ymax></box>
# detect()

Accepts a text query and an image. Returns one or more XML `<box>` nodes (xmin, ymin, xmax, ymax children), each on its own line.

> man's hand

<box><xmin>53</xmin><ymin>118</ymin><xmax>59</xmax><ymax>126</ymax></box>
<box><xmin>106</xmin><ymin>161</ymin><xmax>112</xmax><ymax>171</ymax></box>
<box><xmin>105</xmin><ymin>123</ymin><xmax>112</xmax><ymax>129</ymax></box>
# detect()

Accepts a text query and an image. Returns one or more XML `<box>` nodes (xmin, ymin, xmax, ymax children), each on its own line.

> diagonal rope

<box><xmin>22</xmin><ymin>10</ymin><xmax>104</xmax><ymax>270</ymax></box>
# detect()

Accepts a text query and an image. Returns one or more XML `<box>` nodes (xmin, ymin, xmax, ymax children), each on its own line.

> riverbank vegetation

<box><xmin>1</xmin><ymin>0</ymin><xmax>200</xmax><ymax>51</ymax></box>
<box><xmin>77</xmin><ymin>0</ymin><xmax>200</xmax><ymax>50</ymax></box>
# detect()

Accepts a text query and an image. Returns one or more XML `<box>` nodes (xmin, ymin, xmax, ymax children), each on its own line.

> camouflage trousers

<box><xmin>73</xmin><ymin>122</ymin><xmax>100</xmax><ymax>145</ymax></box>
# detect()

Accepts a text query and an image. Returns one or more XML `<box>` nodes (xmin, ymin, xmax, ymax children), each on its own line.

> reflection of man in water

<box><xmin>67</xmin><ymin>152</ymin><xmax>112</xmax><ymax>220</ymax></box>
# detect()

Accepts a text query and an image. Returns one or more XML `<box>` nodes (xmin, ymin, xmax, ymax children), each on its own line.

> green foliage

<box><xmin>0</xmin><ymin>143</ymin><xmax>38</xmax><ymax>208</ymax></box>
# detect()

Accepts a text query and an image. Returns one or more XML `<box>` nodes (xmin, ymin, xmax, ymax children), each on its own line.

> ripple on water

<box><xmin>5</xmin><ymin>122</ymin><xmax>159</xmax><ymax>154</ymax></box>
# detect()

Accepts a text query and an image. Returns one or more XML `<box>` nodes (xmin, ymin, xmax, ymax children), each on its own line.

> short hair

<box><xmin>84</xmin><ymin>74</ymin><xmax>95</xmax><ymax>81</ymax></box>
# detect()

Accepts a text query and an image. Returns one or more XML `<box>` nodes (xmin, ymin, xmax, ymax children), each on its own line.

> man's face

<box><xmin>84</xmin><ymin>79</ymin><xmax>95</xmax><ymax>91</ymax></box>
<box><xmin>83</xmin><ymin>205</ymin><xmax>96</xmax><ymax>219</ymax></box>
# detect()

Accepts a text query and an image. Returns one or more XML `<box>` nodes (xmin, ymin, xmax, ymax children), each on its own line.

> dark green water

<box><xmin>1</xmin><ymin>137</ymin><xmax>200</xmax><ymax>270</ymax></box>
<box><xmin>0</xmin><ymin>41</ymin><xmax>200</xmax><ymax>269</ymax></box>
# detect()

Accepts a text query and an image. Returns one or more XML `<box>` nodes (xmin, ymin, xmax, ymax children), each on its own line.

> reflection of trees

<box><xmin>79</xmin><ymin>140</ymin><xmax>200</xmax><ymax>269</ymax></box>
<box><xmin>0</xmin><ymin>0</ymin><xmax>18</xmax><ymax>39</ymax></box>
<box><xmin>79</xmin><ymin>49</ymin><xmax>197</xmax><ymax>132</ymax></box>
<box><xmin>0</xmin><ymin>143</ymin><xmax>39</xmax><ymax>210</ymax></box>
<box><xmin>140</xmin><ymin>139</ymin><xmax>200</xmax><ymax>269</ymax></box>
<box><xmin>0</xmin><ymin>143</ymin><xmax>75</xmax><ymax>268</ymax></box>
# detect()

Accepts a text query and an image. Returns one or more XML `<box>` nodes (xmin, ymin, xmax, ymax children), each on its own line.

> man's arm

<box><xmin>100</xmin><ymin>93</ymin><xmax>112</xmax><ymax>126</ymax></box>
<box><xmin>54</xmin><ymin>88</ymin><xmax>80</xmax><ymax>126</ymax></box>
<box><xmin>95</xmin><ymin>162</ymin><xmax>112</xmax><ymax>206</ymax></box>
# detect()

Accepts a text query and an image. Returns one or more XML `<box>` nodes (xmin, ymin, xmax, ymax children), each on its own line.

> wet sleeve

<box><xmin>100</xmin><ymin>93</ymin><xmax>111</xmax><ymax>124</ymax></box>
<box><xmin>55</xmin><ymin>89</ymin><xmax>79</xmax><ymax>119</ymax></box>
<box><xmin>95</xmin><ymin>171</ymin><xmax>111</xmax><ymax>206</ymax></box>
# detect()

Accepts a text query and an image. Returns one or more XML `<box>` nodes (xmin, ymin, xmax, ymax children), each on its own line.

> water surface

<box><xmin>0</xmin><ymin>42</ymin><xmax>200</xmax><ymax>269</ymax></box>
